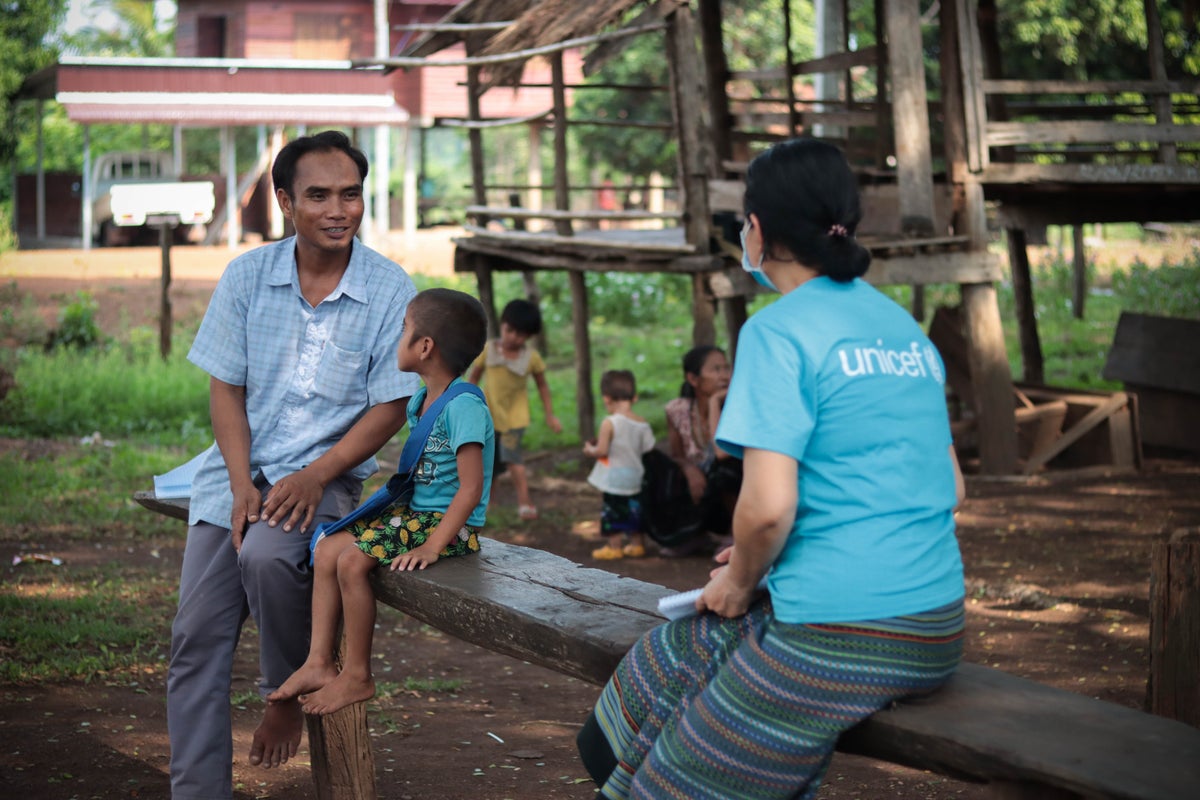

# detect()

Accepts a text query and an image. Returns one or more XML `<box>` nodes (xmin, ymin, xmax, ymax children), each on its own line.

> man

<box><xmin>167</xmin><ymin>130</ymin><xmax>418</xmax><ymax>800</ymax></box>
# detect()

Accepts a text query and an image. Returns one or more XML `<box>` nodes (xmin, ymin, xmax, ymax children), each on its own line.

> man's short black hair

<box><xmin>271</xmin><ymin>130</ymin><xmax>369</xmax><ymax>200</ymax></box>
<box><xmin>408</xmin><ymin>289</ymin><xmax>488</xmax><ymax>376</ymax></box>
<box><xmin>499</xmin><ymin>299</ymin><xmax>543</xmax><ymax>336</ymax></box>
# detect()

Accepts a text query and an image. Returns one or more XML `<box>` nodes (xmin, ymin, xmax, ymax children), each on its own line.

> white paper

<box><xmin>656</xmin><ymin>575</ymin><xmax>770</xmax><ymax>620</ymax></box>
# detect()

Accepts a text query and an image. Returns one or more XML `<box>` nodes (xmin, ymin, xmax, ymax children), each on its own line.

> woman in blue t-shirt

<box><xmin>577</xmin><ymin>139</ymin><xmax>966</xmax><ymax>800</ymax></box>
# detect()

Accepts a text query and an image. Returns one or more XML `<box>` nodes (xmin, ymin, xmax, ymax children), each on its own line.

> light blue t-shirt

<box><xmin>715</xmin><ymin>277</ymin><xmax>964</xmax><ymax>624</ymax></box>
<box><xmin>407</xmin><ymin>379</ymin><xmax>495</xmax><ymax>527</ymax></box>
<box><xmin>186</xmin><ymin>237</ymin><xmax>419</xmax><ymax>528</ymax></box>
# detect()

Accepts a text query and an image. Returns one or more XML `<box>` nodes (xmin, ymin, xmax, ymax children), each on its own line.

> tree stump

<box><xmin>1147</xmin><ymin>529</ymin><xmax>1200</xmax><ymax>727</ymax></box>
<box><xmin>306</xmin><ymin>702</ymin><xmax>376</xmax><ymax>800</ymax></box>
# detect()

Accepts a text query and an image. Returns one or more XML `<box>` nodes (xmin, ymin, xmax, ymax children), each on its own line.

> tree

<box><xmin>63</xmin><ymin>0</ymin><xmax>174</xmax><ymax>57</ymax></box>
<box><xmin>1</xmin><ymin>0</ymin><xmax>68</xmax><ymax>166</ymax></box>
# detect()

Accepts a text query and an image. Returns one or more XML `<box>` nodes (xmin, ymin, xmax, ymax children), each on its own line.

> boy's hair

<box><xmin>499</xmin><ymin>299</ymin><xmax>543</xmax><ymax>336</ymax></box>
<box><xmin>272</xmin><ymin>130</ymin><xmax>369</xmax><ymax>200</ymax></box>
<box><xmin>408</xmin><ymin>289</ymin><xmax>488</xmax><ymax>376</ymax></box>
<box><xmin>600</xmin><ymin>370</ymin><xmax>637</xmax><ymax>401</ymax></box>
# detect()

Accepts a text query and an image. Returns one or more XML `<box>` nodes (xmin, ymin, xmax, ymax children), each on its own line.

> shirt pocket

<box><xmin>314</xmin><ymin>341</ymin><xmax>368</xmax><ymax>405</ymax></box>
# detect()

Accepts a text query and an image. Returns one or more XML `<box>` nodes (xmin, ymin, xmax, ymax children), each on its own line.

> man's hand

<box><xmin>546</xmin><ymin>414</ymin><xmax>563</xmax><ymax>434</ymax></box>
<box><xmin>262</xmin><ymin>469</ymin><xmax>325</xmax><ymax>534</ymax></box>
<box><xmin>229</xmin><ymin>478</ymin><xmax>262</xmax><ymax>552</ymax></box>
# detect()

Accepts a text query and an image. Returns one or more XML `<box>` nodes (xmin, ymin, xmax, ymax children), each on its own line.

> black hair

<box><xmin>743</xmin><ymin>138</ymin><xmax>871</xmax><ymax>283</ymax></box>
<box><xmin>499</xmin><ymin>298</ymin><xmax>543</xmax><ymax>336</ymax></box>
<box><xmin>408</xmin><ymin>288</ymin><xmax>488</xmax><ymax>376</ymax></box>
<box><xmin>271</xmin><ymin>130</ymin><xmax>369</xmax><ymax>200</ymax></box>
<box><xmin>600</xmin><ymin>369</ymin><xmax>637</xmax><ymax>401</ymax></box>
<box><xmin>679</xmin><ymin>345</ymin><xmax>724</xmax><ymax>399</ymax></box>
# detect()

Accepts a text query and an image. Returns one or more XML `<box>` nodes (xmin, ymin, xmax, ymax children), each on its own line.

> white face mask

<box><xmin>740</xmin><ymin>222</ymin><xmax>779</xmax><ymax>292</ymax></box>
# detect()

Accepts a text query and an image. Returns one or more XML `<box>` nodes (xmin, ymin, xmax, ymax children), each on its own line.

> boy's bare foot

<box><xmin>267</xmin><ymin>661</ymin><xmax>338</xmax><ymax>703</ymax></box>
<box><xmin>299</xmin><ymin>673</ymin><xmax>375</xmax><ymax>716</ymax></box>
<box><xmin>248</xmin><ymin>697</ymin><xmax>303</xmax><ymax>768</ymax></box>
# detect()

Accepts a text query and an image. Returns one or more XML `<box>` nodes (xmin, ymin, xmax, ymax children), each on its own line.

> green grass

<box><xmin>0</xmin><ymin>249</ymin><xmax>1196</xmax><ymax>685</ymax></box>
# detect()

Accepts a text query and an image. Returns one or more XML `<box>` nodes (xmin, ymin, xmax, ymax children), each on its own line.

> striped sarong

<box><xmin>581</xmin><ymin>598</ymin><xmax>964</xmax><ymax>799</ymax></box>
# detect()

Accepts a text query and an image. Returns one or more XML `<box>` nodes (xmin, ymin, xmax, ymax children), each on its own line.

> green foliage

<box><xmin>0</xmin><ymin>336</ymin><xmax>210</xmax><ymax>438</ymax></box>
<box><xmin>61</xmin><ymin>0</ymin><xmax>175</xmax><ymax>57</ymax></box>
<box><xmin>0</xmin><ymin>280</ymin><xmax>47</xmax><ymax>350</ymax></box>
<box><xmin>996</xmin><ymin>0</ymin><xmax>1198</xmax><ymax>79</ymax></box>
<box><xmin>44</xmin><ymin>290</ymin><xmax>108</xmax><ymax>350</ymax></box>
<box><xmin>1112</xmin><ymin>252</ymin><xmax>1200</xmax><ymax>319</ymax></box>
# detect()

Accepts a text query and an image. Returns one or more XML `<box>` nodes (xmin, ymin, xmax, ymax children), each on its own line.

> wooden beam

<box><xmin>885</xmin><ymin>0</ymin><xmax>938</xmax><ymax>235</ymax></box>
<box><xmin>982</xmin><ymin>162</ymin><xmax>1200</xmax><ymax>184</ymax></box>
<box><xmin>983</xmin><ymin>78</ymin><xmax>1200</xmax><ymax>95</ymax></box>
<box><xmin>465</xmin><ymin>205</ymin><xmax>681</xmax><ymax>222</ymax></box>
<box><xmin>438</xmin><ymin>110</ymin><xmax>551</xmax><ymax>129</ymax></box>
<box><xmin>1148</xmin><ymin>530</ymin><xmax>1200</xmax><ymax>727</ymax></box>
<box><xmin>697</xmin><ymin>0</ymin><xmax>733</xmax><ymax>166</ymax></box>
<box><xmin>986</xmin><ymin>121</ymin><xmax>1200</xmax><ymax>147</ymax></box>
<box><xmin>963</xmin><ymin>282</ymin><xmax>1019</xmax><ymax>475</ymax></box>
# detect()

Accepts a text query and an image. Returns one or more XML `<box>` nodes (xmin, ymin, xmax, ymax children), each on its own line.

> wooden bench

<box><xmin>135</xmin><ymin>491</ymin><xmax>1200</xmax><ymax>800</ymax></box>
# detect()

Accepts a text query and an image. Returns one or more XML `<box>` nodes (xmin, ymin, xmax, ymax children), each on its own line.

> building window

<box><xmin>197</xmin><ymin>15</ymin><xmax>228</xmax><ymax>58</ymax></box>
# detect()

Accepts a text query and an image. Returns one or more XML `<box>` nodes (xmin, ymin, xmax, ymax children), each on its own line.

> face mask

<box><xmin>740</xmin><ymin>225</ymin><xmax>779</xmax><ymax>292</ymax></box>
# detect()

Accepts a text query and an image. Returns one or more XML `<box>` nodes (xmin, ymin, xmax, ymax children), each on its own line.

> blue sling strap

<box><xmin>308</xmin><ymin>381</ymin><xmax>485</xmax><ymax>561</ymax></box>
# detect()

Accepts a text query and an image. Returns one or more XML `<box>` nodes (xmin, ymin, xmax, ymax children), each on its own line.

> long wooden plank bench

<box><xmin>135</xmin><ymin>491</ymin><xmax>1200</xmax><ymax>800</ymax></box>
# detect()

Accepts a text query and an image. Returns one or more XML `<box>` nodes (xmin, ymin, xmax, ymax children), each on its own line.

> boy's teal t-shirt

<box><xmin>407</xmin><ymin>379</ymin><xmax>495</xmax><ymax>527</ymax></box>
<box><xmin>715</xmin><ymin>277</ymin><xmax>964</xmax><ymax>624</ymax></box>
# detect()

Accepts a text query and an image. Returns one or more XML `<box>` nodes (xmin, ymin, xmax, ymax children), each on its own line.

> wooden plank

<box><xmin>465</xmin><ymin>205</ymin><xmax>682</xmax><ymax>222</ymax></box>
<box><xmin>986</xmin><ymin>121</ymin><xmax>1200</xmax><ymax>147</ymax></box>
<box><xmin>983</xmin><ymin>162</ymin><xmax>1200</xmax><ymax>185</ymax></box>
<box><xmin>135</xmin><ymin>491</ymin><xmax>1200</xmax><ymax>799</ymax></box>
<box><xmin>790</xmin><ymin>45</ymin><xmax>879</xmax><ymax>76</ymax></box>
<box><xmin>457</xmin><ymin>226</ymin><xmax>699</xmax><ymax>257</ymax></box>
<box><xmin>982</xmin><ymin>78</ymin><xmax>1200</xmax><ymax>95</ymax></box>
<box><xmin>1022</xmin><ymin>392</ymin><xmax>1129</xmax><ymax>475</ymax></box>
<box><xmin>1103</xmin><ymin>313</ymin><xmax>1200</xmax><ymax>394</ymax></box>
<box><xmin>839</xmin><ymin>661</ymin><xmax>1200</xmax><ymax>800</ymax></box>
<box><xmin>371</xmin><ymin>537</ymin><xmax>671</xmax><ymax>685</ymax></box>
<box><xmin>963</xmin><ymin>283</ymin><xmax>1019</xmax><ymax>474</ymax></box>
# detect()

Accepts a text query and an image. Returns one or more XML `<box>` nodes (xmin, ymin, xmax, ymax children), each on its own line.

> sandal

<box><xmin>591</xmin><ymin>544</ymin><xmax>625</xmax><ymax>560</ymax></box>
<box><xmin>518</xmin><ymin>505</ymin><xmax>539</xmax><ymax>520</ymax></box>
<box><xmin>622</xmin><ymin>543</ymin><xmax>647</xmax><ymax>558</ymax></box>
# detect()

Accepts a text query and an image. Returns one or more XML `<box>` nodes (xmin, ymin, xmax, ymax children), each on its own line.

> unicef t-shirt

<box><xmin>715</xmin><ymin>277</ymin><xmax>963</xmax><ymax>624</ymax></box>
<box><xmin>407</xmin><ymin>380</ymin><xmax>495</xmax><ymax>527</ymax></box>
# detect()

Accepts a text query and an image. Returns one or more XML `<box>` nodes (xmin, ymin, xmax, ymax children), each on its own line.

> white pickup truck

<box><xmin>91</xmin><ymin>151</ymin><xmax>216</xmax><ymax>246</ymax></box>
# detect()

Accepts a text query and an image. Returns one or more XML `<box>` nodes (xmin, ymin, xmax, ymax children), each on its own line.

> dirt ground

<box><xmin>2</xmin><ymin>263</ymin><xmax>1200</xmax><ymax>799</ymax></box>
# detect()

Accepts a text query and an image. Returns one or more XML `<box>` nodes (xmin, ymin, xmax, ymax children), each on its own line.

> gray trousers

<box><xmin>167</xmin><ymin>478</ymin><xmax>358</xmax><ymax>800</ymax></box>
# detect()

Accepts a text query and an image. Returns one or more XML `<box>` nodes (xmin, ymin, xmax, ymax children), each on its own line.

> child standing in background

<box><xmin>469</xmin><ymin>299</ymin><xmax>562</xmax><ymax>521</ymax></box>
<box><xmin>268</xmin><ymin>288</ymin><xmax>493</xmax><ymax>715</ymax></box>
<box><xmin>584</xmin><ymin>370</ymin><xmax>656</xmax><ymax>560</ymax></box>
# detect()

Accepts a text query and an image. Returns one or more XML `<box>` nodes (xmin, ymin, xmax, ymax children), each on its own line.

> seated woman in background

<box><xmin>656</xmin><ymin>345</ymin><xmax>742</xmax><ymax>556</ymax></box>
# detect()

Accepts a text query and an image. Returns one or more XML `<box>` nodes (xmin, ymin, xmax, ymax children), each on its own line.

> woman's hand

<box><xmin>697</xmin><ymin>558</ymin><xmax>760</xmax><ymax>618</ymax></box>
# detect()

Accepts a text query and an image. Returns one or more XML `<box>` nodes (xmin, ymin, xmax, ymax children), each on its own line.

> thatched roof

<box><xmin>399</xmin><ymin>0</ymin><xmax>663</xmax><ymax>87</ymax></box>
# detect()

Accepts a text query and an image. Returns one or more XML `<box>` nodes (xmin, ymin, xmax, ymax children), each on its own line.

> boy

<box><xmin>584</xmin><ymin>370</ymin><xmax>656</xmax><ymax>560</ymax></box>
<box><xmin>469</xmin><ymin>298</ymin><xmax>562</xmax><ymax>520</ymax></box>
<box><xmin>269</xmin><ymin>288</ymin><xmax>493</xmax><ymax>715</ymax></box>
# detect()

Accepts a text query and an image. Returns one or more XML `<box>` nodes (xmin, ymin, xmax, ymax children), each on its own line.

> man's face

<box><xmin>277</xmin><ymin>149</ymin><xmax>364</xmax><ymax>254</ymax></box>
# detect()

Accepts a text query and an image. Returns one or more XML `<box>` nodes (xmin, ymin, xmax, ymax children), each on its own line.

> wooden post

<box><xmin>306</xmin><ymin>704</ymin><xmax>377</xmax><ymax>800</ymax></box>
<box><xmin>782</xmin><ymin>0</ymin><xmax>800</xmax><ymax>137</ymax></box>
<box><xmin>696</xmin><ymin>0</ymin><xmax>733</xmax><ymax>166</ymax></box>
<box><xmin>1147</xmin><ymin>530</ymin><xmax>1200</xmax><ymax>728</ymax></box>
<box><xmin>885</xmin><ymin>0</ymin><xmax>936</xmax><ymax>238</ymax></box>
<box><xmin>1144</xmin><ymin>0</ymin><xmax>1177</xmax><ymax>165</ymax></box>
<box><xmin>1071</xmin><ymin>225</ymin><xmax>1087</xmax><ymax>320</ymax></box>
<box><xmin>1007</xmin><ymin>227</ymin><xmax>1044</xmax><ymax>384</ymax></box>
<box><xmin>569</xmin><ymin>271</ymin><xmax>594</xmax><ymax>440</ymax></box>
<box><xmin>873</xmin><ymin>0</ymin><xmax>891</xmax><ymax>170</ymax></box>
<box><xmin>158</xmin><ymin>222</ymin><xmax>172</xmax><ymax>361</ymax></box>
<box><xmin>665</xmin><ymin>5</ymin><xmax>717</xmax><ymax>346</ymax></box>
<box><xmin>550</xmin><ymin>52</ymin><xmax>573</xmax><ymax>238</ymax></box>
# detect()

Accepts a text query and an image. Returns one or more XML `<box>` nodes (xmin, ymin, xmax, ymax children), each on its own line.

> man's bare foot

<box><xmin>266</xmin><ymin>661</ymin><xmax>338</xmax><ymax>703</ymax></box>
<box><xmin>248</xmin><ymin>697</ymin><xmax>303</xmax><ymax>768</ymax></box>
<box><xmin>299</xmin><ymin>673</ymin><xmax>375</xmax><ymax>716</ymax></box>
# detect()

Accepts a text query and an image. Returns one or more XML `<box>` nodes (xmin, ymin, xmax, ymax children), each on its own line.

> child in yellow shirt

<box><xmin>469</xmin><ymin>299</ymin><xmax>562</xmax><ymax>520</ymax></box>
